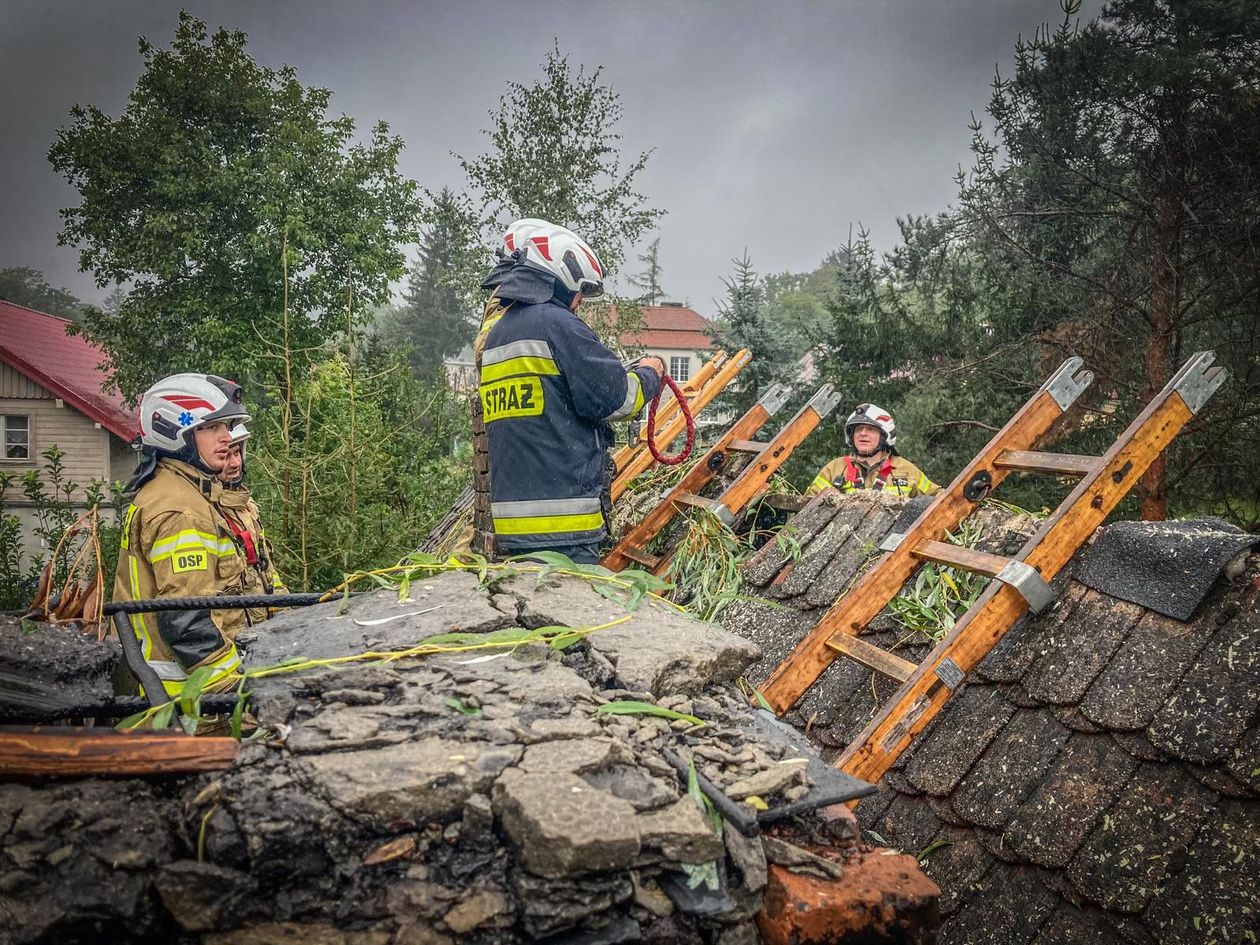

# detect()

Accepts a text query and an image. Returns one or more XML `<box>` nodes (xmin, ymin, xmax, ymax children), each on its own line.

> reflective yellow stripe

<box><xmin>120</xmin><ymin>504</ymin><xmax>137</xmax><ymax>550</ymax></box>
<box><xmin>127</xmin><ymin>554</ymin><xmax>152</xmax><ymax>660</ymax></box>
<box><xmin>480</xmin><ymin>356</ymin><xmax>561</xmax><ymax>383</ymax></box>
<box><xmin>808</xmin><ymin>475</ymin><xmax>831</xmax><ymax>495</ymax></box>
<box><xmin>493</xmin><ymin>511</ymin><xmax>604</xmax><ymax>536</ymax></box>
<box><xmin>148</xmin><ymin>530</ymin><xmax>236</xmax><ymax>563</ymax></box>
<box><xmin>153</xmin><ymin>645</ymin><xmax>242</xmax><ymax>698</ymax></box>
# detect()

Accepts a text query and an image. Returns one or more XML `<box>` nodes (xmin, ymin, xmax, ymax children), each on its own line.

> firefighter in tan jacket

<box><xmin>808</xmin><ymin>403</ymin><xmax>940</xmax><ymax>498</ymax></box>
<box><xmin>113</xmin><ymin>374</ymin><xmax>266</xmax><ymax>696</ymax></box>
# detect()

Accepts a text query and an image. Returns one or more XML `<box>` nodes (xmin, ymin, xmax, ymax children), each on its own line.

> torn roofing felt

<box><xmin>1076</xmin><ymin>517</ymin><xmax>1257</xmax><ymax>620</ymax></box>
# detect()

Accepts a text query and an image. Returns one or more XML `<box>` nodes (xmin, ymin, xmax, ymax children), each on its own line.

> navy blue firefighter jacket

<box><xmin>480</xmin><ymin>299</ymin><xmax>662</xmax><ymax>550</ymax></box>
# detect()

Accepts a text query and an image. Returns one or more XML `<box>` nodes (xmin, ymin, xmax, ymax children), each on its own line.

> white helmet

<box><xmin>502</xmin><ymin>218</ymin><xmax>550</xmax><ymax>255</ymax></box>
<box><xmin>845</xmin><ymin>403</ymin><xmax>896</xmax><ymax>452</ymax></box>
<box><xmin>517</xmin><ymin>222</ymin><xmax>606</xmax><ymax>299</ymax></box>
<box><xmin>139</xmin><ymin>373</ymin><xmax>250</xmax><ymax>454</ymax></box>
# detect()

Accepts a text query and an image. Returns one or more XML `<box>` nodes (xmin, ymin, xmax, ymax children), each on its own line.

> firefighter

<box><xmin>807</xmin><ymin>403</ymin><xmax>940</xmax><ymax>498</ymax></box>
<box><xmin>218</xmin><ymin>424</ymin><xmax>288</xmax><ymax>603</ymax></box>
<box><xmin>480</xmin><ymin>220</ymin><xmax>665</xmax><ymax>563</ymax></box>
<box><xmin>113</xmin><ymin>373</ymin><xmax>269</xmax><ymax>696</ymax></box>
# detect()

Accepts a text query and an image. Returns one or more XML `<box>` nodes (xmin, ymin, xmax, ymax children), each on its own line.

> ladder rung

<box><xmin>825</xmin><ymin>634</ymin><xmax>915</xmax><ymax>683</ymax></box>
<box><xmin>911</xmin><ymin>540</ymin><xmax>1012</xmax><ymax>577</ymax></box>
<box><xmin>994</xmin><ymin>449</ymin><xmax>1102</xmax><ymax>477</ymax></box>
<box><xmin>621</xmin><ymin>546</ymin><xmax>662</xmax><ymax>569</ymax></box>
<box><xmin>727</xmin><ymin>439</ymin><xmax>768</xmax><ymax>453</ymax></box>
<box><xmin>912</xmin><ymin>541</ymin><xmax>1055</xmax><ymax>613</ymax></box>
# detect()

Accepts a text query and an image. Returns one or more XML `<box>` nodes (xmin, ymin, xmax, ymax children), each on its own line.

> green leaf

<box><xmin>152</xmin><ymin>701</ymin><xmax>176</xmax><ymax>730</ymax></box>
<box><xmin>595</xmin><ymin>700</ymin><xmax>703</xmax><ymax>727</ymax></box>
<box><xmin>177</xmin><ymin>665</ymin><xmax>215</xmax><ymax>717</ymax></box>
<box><xmin>115</xmin><ymin>708</ymin><xmax>154</xmax><ymax>731</ymax></box>
<box><xmin>752</xmin><ymin>688</ymin><xmax>774</xmax><ymax>712</ymax></box>
<box><xmin>445</xmin><ymin>697</ymin><xmax>482</xmax><ymax>717</ymax></box>
<box><xmin>230</xmin><ymin>686</ymin><xmax>250</xmax><ymax>741</ymax></box>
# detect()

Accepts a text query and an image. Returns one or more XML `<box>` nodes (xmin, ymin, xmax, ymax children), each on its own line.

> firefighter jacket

<box><xmin>113</xmin><ymin>459</ymin><xmax>269</xmax><ymax>696</ymax></box>
<box><xmin>218</xmin><ymin>484</ymin><xmax>288</xmax><ymax>613</ymax></box>
<box><xmin>480</xmin><ymin>298</ymin><xmax>662</xmax><ymax>550</ymax></box>
<box><xmin>808</xmin><ymin>454</ymin><xmax>940</xmax><ymax>498</ymax></box>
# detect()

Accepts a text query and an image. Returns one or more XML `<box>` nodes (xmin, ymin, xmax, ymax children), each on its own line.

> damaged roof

<box><xmin>728</xmin><ymin>490</ymin><xmax>1260</xmax><ymax>945</ymax></box>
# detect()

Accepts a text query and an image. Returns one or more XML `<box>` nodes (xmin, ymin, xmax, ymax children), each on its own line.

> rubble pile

<box><xmin>0</xmin><ymin>568</ymin><xmax>937</xmax><ymax>945</ymax></box>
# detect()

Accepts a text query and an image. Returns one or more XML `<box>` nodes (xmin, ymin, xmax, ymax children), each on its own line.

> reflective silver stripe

<box><xmin>605</xmin><ymin>372</ymin><xmax>643</xmax><ymax>421</ymax></box>
<box><xmin>147</xmin><ymin>660</ymin><xmax>189</xmax><ymax>681</ymax></box>
<box><xmin>482</xmin><ymin>338</ymin><xmax>554</xmax><ymax>366</ymax></box>
<box><xmin>492</xmin><ymin>497</ymin><xmax>603</xmax><ymax>517</ymax></box>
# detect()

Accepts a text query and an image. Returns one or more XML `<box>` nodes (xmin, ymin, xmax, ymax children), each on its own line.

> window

<box><xmin>669</xmin><ymin>356</ymin><xmax>691</xmax><ymax>383</ymax></box>
<box><xmin>3</xmin><ymin>416</ymin><xmax>30</xmax><ymax>460</ymax></box>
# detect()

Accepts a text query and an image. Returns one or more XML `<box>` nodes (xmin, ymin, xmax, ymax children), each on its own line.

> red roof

<box><xmin>617</xmin><ymin>304</ymin><xmax>716</xmax><ymax>351</ymax></box>
<box><xmin>0</xmin><ymin>300</ymin><xmax>138</xmax><ymax>440</ymax></box>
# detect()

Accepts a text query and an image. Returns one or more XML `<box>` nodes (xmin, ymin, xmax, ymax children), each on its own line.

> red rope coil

<box><xmin>646</xmin><ymin>372</ymin><xmax>696</xmax><ymax>466</ymax></box>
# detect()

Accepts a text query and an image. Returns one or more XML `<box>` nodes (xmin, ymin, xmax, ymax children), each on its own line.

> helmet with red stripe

<box><xmin>139</xmin><ymin>374</ymin><xmax>250</xmax><ymax>454</ymax></box>
<box><xmin>515</xmin><ymin>221</ymin><xmax>606</xmax><ymax>300</ymax></box>
<box><xmin>844</xmin><ymin>403</ymin><xmax>897</xmax><ymax>452</ymax></box>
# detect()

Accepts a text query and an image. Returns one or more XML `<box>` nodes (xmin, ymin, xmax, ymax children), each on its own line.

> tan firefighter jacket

<box><xmin>808</xmin><ymin>454</ymin><xmax>940</xmax><ymax>498</ymax></box>
<box><xmin>113</xmin><ymin>458</ymin><xmax>271</xmax><ymax>696</ymax></box>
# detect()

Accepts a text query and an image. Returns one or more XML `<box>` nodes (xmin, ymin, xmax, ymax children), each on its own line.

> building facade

<box><xmin>0</xmin><ymin>301</ymin><xmax>138</xmax><ymax>565</ymax></box>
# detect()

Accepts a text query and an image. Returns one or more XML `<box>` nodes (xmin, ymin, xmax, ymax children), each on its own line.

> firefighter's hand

<box><xmin>639</xmin><ymin>356</ymin><xmax>666</xmax><ymax>378</ymax></box>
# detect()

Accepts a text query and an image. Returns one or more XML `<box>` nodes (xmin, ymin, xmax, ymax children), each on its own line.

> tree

<box><xmin>956</xmin><ymin>0</ymin><xmax>1260</xmax><ymax>519</ymax></box>
<box><xmin>0</xmin><ymin>267</ymin><xmax>82</xmax><ymax>319</ymax></box>
<box><xmin>455</xmin><ymin>43</ymin><xmax>663</xmax><ymax>285</ymax></box>
<box><xmin>629</xmin><ymin>237</ymin><xmax>666</xmax><ymax>305</ymax></box>
<box><xmin>48</xmin><ymin>13</ymin><xmax>421</xmax><ymax>404</ymax></box>
<box><xmin>376</xmin><ymin>188</ymin><xmax>482</xmax><ymax>380</ymax></box>
<box><xmin>706</xmin><ymin>252</ymin><xmax>790</xmax><ymax>418</ymax></box>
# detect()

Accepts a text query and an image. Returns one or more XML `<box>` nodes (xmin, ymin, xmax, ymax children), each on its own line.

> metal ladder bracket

<box><xmin>807</xmin><ymin>383</ymin><xmax>843</xmax><ymax>420</ymax></box>
<box><xmin>759</xmin><ymin>383</ymin><xmax>792</xmax><ymax>417</ymax></box>
<box><xmin>1042</xmin><ymin>356</ymin><xmax>1095</xmax><ymax>411</ymax></box>
<box><xmin>995</xmin><ymin>560</ymin><xmax>1054</xmax><ymax>613</ymax></box>
<box><xmin>1171</xmin><ymin>351</ymin><xmax>1228</xmax><ymax>415</ymax></box>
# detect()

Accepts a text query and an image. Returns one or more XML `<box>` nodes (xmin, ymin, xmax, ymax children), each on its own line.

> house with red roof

<box><xmin>617</xmin><ymin>302</ymin><xmax>716</xmax><ymax>384</ymax></box>
<box><xmin>0</xmin><ymin>300</ymin><xmax>138</xmax><ymax>560</ymax></box>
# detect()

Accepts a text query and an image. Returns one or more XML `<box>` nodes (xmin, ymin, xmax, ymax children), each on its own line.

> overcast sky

<box><xmin>0</xmin><ymin>0</ymin><xmax>1097</xmax><ymax>317</ymax></box>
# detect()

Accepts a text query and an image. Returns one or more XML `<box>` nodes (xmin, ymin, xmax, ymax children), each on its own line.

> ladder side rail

<box><xmin>759</xmin><ymin>357</ymin><xmax>1095</xmax><ymax>714</ymax></box>
<box><xmin>837</xmin><ymin>351</ymin><xmax>1225</xmax><ymax>784</ymax></box>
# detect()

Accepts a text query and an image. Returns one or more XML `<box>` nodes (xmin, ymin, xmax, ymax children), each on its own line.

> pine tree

<box><xmin>629</xmin><ymin>237</ymin><xmax>665</xmax><ymax>305</ymax></box>
<box><xmin>707</xmin><ymin>253</ymin><xmax>787</xmax><ymax>418</ymax></box>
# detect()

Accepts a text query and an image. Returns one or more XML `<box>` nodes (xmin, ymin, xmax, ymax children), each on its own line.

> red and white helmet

<box><xmin>515</xmin><ymin>221</ymin><xmax>606</xmax><ymax>299</ymax></box>
<box><xmin>139</xmin><ymin>374</ymin><xmax>250</xmax><ymax>453</ymax></box>
<box><xmin>845</xmin><ymin>403</ymin><xmax>896</xmax><ymax>451</ymax></box>
<box><xmin>502</xmin><ymin>218</ymin><xmax>550</xmax><ymax>255</ymax></box>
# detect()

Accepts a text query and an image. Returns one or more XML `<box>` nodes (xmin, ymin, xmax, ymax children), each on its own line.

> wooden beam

<box><xmin>0</xmin><ymin>726</ymin><xmax>239</xmax><ymax>778</ymax></box>
<box><xmin>727</xmin><ymin>439</ymin><xmax>768</xmax><ymax>453</ymax></box>
<box><xmin>837</xmin><ymin>384</ymin><xmax>1197</xmax><ymax>785</ymax></box>
<box><xmin>825</xmin><ymin>634</ymin><xmax>915</xmax><ymax>683</ymax></box>
<box><xmin>994</xmin><ymin>449</ymin><xmax>1102</xmax><ymax>477</ymax></box>
<box><xmin>759</xmin><ymin>383</ymin><xmax>1076</xmax><ymax>714</ymax></box>
<box><xmin>911</xmin><ymin>540</ymin><xmax>1012</xmax><ymax>578</ymax></box>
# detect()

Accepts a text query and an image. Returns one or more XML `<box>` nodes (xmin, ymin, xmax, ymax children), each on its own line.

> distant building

<box><xmin>618</xmin><ymin>302</ymin><xmax>716</xmax><ymax>384</ymax></box>
<box><xmin>0</xmin><ymin>300</ymin><xmax>138</xmax><ymax>559</ymax></box>
<box><xmin>442</xmin><ymin>344</ymin><xmax>478</xmax><ymax>393</ymax></box>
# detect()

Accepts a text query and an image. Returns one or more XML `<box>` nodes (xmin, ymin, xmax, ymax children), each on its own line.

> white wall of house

<box><xmin>638</xmin><ymin>347</ymin><xmax>707</xmax><ymax>385</ymax></box>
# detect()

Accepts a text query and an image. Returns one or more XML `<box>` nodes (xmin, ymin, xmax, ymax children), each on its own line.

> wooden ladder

<box><xmin>759</xmin><ymin>351</ymin><xmax>1227</xmax><ymax>787</ymax></box>
<box><xmin>604</xmin><ymin>384</ymin><xmax>842</xmax><ymax>575</ymax></box>
<box><xmin>611</xmin><ymin>349</ymin><xmax>752</xmax><ymax>503</ymax></box>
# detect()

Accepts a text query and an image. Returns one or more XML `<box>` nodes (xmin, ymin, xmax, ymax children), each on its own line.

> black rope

<box><xmin>103</xmin><ymin>592</ymin><xmax>339</xmax><ymax>615</ymax></box>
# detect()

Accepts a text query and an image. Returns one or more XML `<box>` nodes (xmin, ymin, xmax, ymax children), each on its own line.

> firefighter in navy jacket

<box><xmin>480</xmin><ymin>221</ymin><xmax>665</xmax><ymax>563</ymax></box>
